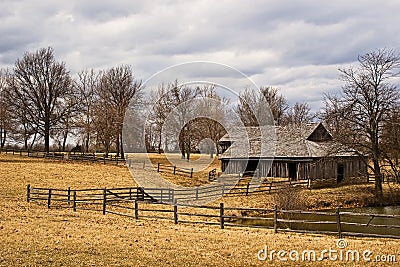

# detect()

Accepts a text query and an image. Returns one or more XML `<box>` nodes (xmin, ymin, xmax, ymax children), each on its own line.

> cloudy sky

<box><xmin>1</xmin><ymin>0</ymin><xmax>400</xmax><ymax>110</ymax></box>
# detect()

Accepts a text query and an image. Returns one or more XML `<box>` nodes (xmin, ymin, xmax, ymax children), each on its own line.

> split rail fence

<box><xmin>27</xmin><ymin>185</ymin><xmax>400</xmax><ymax>239</ymax></box>
<box><xmin>0</xmin><ymin>148</ymin><xmax>125</xmax><ymax>165</ymax></box>
<box><xmin>156</xmin><ymin>163</ymin><xmax>194</xmax><ymax>178</ymax></box>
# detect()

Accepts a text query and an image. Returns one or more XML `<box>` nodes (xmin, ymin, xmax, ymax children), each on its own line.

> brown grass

<box><xmin>146</xmin><ymin>153</ymin><xmax>221</xmax><ymax>187</ymax></box>
<box><xmin>1</xmin><ymin>153</ymin><xmax>399</xmax><ymax>266</ymax></box>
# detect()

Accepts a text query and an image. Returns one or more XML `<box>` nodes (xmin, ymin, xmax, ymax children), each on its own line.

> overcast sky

<box><xmin>1</xmin><ymin>0</ymin><xmax>400</xmax><ymax>110</ymax></box>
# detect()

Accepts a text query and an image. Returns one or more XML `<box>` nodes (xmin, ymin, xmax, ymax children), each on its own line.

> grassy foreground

<box><xmin>0</xmin><ymin>154</ymin><xmax>399</xmax><ymax>266</ymax></box>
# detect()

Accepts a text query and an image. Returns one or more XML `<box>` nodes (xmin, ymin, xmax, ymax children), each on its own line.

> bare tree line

<box><xmin>0</xmin><ymin>47</ymin><xmax>141</xmax><ymax>157</ymax></box>
<box><xmin>1</xmin><ymin>47</ymin><xmax>399</xmax><ymax>202</ymax></box>
<box><xmin>237</xmin><ymin>86</ymin><xmax>315</xmax><ymax>126</ymax></box>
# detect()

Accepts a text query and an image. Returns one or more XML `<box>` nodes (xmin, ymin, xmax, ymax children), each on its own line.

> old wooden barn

<box><xmin>219</xmin><ymin>122</ymin><xmax>367</xmax><ymax>182</ymax></box>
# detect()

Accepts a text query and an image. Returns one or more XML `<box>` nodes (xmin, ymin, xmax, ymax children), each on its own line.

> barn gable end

<box><xmin>306</xmin><ymin>123</ymin><xmax>332</xmax><ymax>142</ymax></box>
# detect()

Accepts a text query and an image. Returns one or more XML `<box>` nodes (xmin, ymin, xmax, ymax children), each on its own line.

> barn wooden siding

<box><xmin>221</xmin><ymin>157</ymin><xmax>367</xmax><ymax>180</ymax></box>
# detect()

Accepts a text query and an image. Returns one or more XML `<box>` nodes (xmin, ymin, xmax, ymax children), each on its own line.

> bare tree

<box><xmin>236</xmin><ymin>88</ymin><xmax>272</xmax><ymax>127</ymax></box>
<box><xmin>147</xmin><ymin>81</ymin><xmax>176</xmax><ymax>153</ymax></box>
<box><xmin>96</xmin><ymin>65</ymin><xmax>141</xmax><ymax>158</ymax></box>
<box><xmin>284</xmin><ymin>102</ymin><xmax>315</xmax><ymax>125</ymax></box>
<box><xmin>191</xmin><ymin>85</ymin><xmax>228</xmax><ymax>156</ymax></box>
<box><xmin>323</xmin><ymin>48</ymin><xmax>400</xmax><ymax>201</ymax></box>
<box><xmin>237</xmin><ymin>87</ymin><xmax>283</xmax><ymax>126</ymax></box>
<box><xmin>7</xmin><ymin>47</ymin><xmax>74</xmax><ymax>152</ymax></box>
<box><xmin>169</xmin><ymin>83</ymin><xmax>199</xmax><ymax>159</ymax></box>
<box><xmin>0</xmin><ymin>69</ymin><xmax>12</xmax><ymax>148</ymax></box>
<box><xmin>75</xmin><ymin>69</ymin><xmax>101</xmax><ymax>152</ymax></box>
<box><xmin>261</xmin><ymin>87</ymin><xmax>289</xmax><ymax>125</ymax></box>
<box><xmin>93</xmin><ymin>104</ymin><xmax>116</xmax><ymax>156</ymax></box>
<box><xmin>381</xmin><ymin>105</ymin><xmax>400</xmax><ymax>181</ymax></box>
<box><xmin>50</xmin><ymin>90</ymin><xmax>80</xmax><ymax>151</ymax></box>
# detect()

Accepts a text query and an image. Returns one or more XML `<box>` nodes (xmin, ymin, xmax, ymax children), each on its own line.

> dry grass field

<box><xmin>0</xmin><ymin>153</ymin><xmax>399</xmax><ymax>266</ymax></box>
<box><xmin>145</xmin><ymin>152</ymin><xmax>221</xmax><ymax>187</ymax></box>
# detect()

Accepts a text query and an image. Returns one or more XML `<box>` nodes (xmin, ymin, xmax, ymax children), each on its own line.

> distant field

<box><xmin>127</xmin><ymin>152</ymin><xmax>220</xmax><ymax>187</ymax></box>
<box><xmin>1</xmin><ymin>153</ymin><xmax>399</xmax><ymax>266</ymax></box>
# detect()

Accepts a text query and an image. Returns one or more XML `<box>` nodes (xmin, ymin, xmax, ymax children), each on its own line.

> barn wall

<box><xmin>221</xmin><ymin>157</ymin><xmax>367</xmax><ymax>180</ymax></box>
<box><xmin>221</xmin><ymin>159</ymin><xmax>247</xmax><ymax>174</ymax></box>
<box><xmin>308</xmin><ymin>157</ymin><xmax>367</xmax><ymax>180</ymax></box>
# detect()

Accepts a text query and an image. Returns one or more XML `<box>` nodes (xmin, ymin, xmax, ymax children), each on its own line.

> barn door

<box><xmin>337</xmin><ymin>164</ymin><xmax>344</xmax><ymax>183</ymax></box>
<box><xmin>288</xmin><ymin>163</ymin><xmax>297</xmax><ymax>181</ymax></box>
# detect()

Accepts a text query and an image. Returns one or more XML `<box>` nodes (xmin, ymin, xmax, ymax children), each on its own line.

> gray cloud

<box><xmin>1</xmin><ymin>0</ymin><xmax>400</xmax><ymax>110</ymax></box>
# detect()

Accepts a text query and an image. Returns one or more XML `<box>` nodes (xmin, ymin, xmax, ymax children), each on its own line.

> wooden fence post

<box><xmin>102</xmin><ymin>189</ymin><xmax>107</xmax><ymax>215</ymax></box>
<box><xmin>73</xmin><ymin>191</ymin><xmax>77</xmax><ymax>212</ymax></box>
<box><xmin>129</xmin><ymin>188</ymin><xmax>132</xmax><ymax>200</ymax></box>
<box><xmin>221</xmin><ymin>184</ymin><xmax>225</xmax><ymax>196</ymax></box>
<box><xmin>140</xmin><ymin>187</ymin><xmax>144</xmax><ymax>201</ymax></box>
<box><xmin>26</xmin><ymin>184</ymin><xmax>31</xmax><ymax>202</ymax></box>
<box><xmin>67</xmin><ymin>187</ymin><xmax>71</xmax><ymax>204</ymax></box>
<box><xmin>220</xmin><ymin>203</ymin><xmax>225</xmax><ymax>229</ymax></box>
<box><xmin>170</xmin><ymin>189</ymin><xmax>175</xmax><ymax>203</ymax></box>
<box><xmin>195</xmin><ymin>188</ymin><xmax>199</xmax><ymax>200</ymax></box>
<box><xmin>47</xmin><ymin>189</ymin><xmax>52</xmax><ymax>209</ymax></box>
<box><xmin>273</xmin><ymin>205</ymin><xmax>278</xmax><ymax>233</ymax></box>
<box><xmin>173</xmin><ymin>165</ymin><xmax>176</xmax><ymax>175</ymax></box>
<box><xmin>336</xmin><ymin>207</ymin><xmax>342</xmax><ymax>238</ymax></box>
<box><xmin>134</xmin><ymin>200</ymin><xmax>139</xmax><ymax>219</ymax></box>
<box><xmin>157</xmin><ymin>163</ymin><xmax>160</xmax><ymax>172</ymax></box>
<box><xmin>269</xmin><ymin>181</ymin><xmax>273</xmax><ymax>193</ymax></box>
<box><xmin>174</xmin><ymin>202</ymin><xmax>178</xmax><ymax>224</ymax></box>
<box><xmin>160</xmin><ymin>189</ymin><xmax>163</xmax><ymax>203</ymax></box>
<box><xmin>190</xmin><ymin>168</ymin><xmax>193</xmax><ymax>178</ymax></box>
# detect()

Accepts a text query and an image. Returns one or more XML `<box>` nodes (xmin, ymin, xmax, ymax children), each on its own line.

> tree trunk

<box><xmin>0</xmin><ymin>128</ymin><xmax>5</xmax><ymax>148</ymax></box>
<box><xmin>85</xmin><ymin>132</ymin><xmax>90</xmax><ymax>153</ymax></box>
<box><xmin>24</xmin><ymin>135</ymin><xmax>28</xmax><ymax>150</ymax></box>
<box><xmin>116</xmin><ymin>132</ymin><xmax>120</xmax><ymax>157</ymax></box>
<box><xmin>104</xmin><ymin>142</ymin><xmax>109</xmax><ymax>158</ymax></box>
<box><xmin>186</xmin><ymin>132</ymin><xmax>191</xmax><ymax>161</ymax></box>
<box><xmin>157</xmin><ymin>130</ymin><xmax>162</xmax><ymax>154</ymax></box>
<box><xmin>120</xmin><ymin>133</ymin><xmax>124</xmax><ymax>159</ymax></box>
<box><xmin>62</xmin><ymin>130</ymin><xmax>68</xmax><ymax>152</ymax></box>
<box><xmin>179</xmin><ymin>134</ymin><xmax>185</xmax><ymax>159</ymax></box>
<box><xmin>373</xmin><ymin>158</ymin><xmax>384</xmax><ymax>204</ymax></box>
<box><xmin>29</xmin><ymin>132</ymin><xmax>37</xmax><ymax>151</ymax></box>
<box><xmin>44</xmin><ymin>119</ymin><xmax>50</xmax><ymax>153</ymax></box>
<box><xmin>2</xmin><ymin>129</ymin><xmax>5</xmax><ymax>148</ymax></box>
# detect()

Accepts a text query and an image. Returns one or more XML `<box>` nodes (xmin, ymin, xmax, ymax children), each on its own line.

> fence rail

<box><xmin>156</xmin><ymin>163</ymin><xmax>194</xmax><ymax>178</ymax></box>
<box><xmin>26</xmin><ymin>184</ymin><xmax>400</xmax><ymax>239</ymax></box>
<box><xmin>367</xmin><ymin>174</ymin><xmax>399</xmax><ymax>184</ymax></box>
<box><xmin>0</xmin><ymin>148</ymin><xmax>125</xmax><ymax>166</ymax></box>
